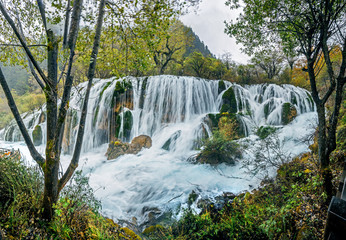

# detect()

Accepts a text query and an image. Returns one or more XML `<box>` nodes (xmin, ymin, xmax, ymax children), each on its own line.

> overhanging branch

<box><xmin>0</xmin><ymin>67</ymin><xmax>45</xmax><ymax>166</ymax></box>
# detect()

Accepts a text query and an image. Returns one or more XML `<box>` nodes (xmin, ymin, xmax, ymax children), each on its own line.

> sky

<box><xmin>181</xmin><ymin>0</ymin><xmax>250</xmax><ymax>64</ymax></box>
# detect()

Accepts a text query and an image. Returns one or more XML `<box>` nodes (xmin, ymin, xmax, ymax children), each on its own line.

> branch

<box><xmin>0</xmin><ymin>2</ymin><xmax>52</xmax><ymax>90</ymax></box>
<box><xmin>58</xmin><ymin>0</ymin><xmax>106</xmax><ymax>192</ymax></box>
<box><xmin>36</xmin><ymin>0</ymin><xmax>47</xmax><ymax>32</ymax></box>
<box><xmin>55</xmin><ymin>0</ymin><xmax>85</xmax><ymax>156</ymax></box>
<box><xmin>0</xmin><ymin>44</ymin><xmax>47</xmax><ymax>48</ymax></box>
<box><xmin>63</xmin><ymin>0</ymin><xmax>72</xmax><ymax>48</ymax></box>
<box><xmin>14</xmin><ymin>6</ymin><xmax>45</xmax><ymax>90</ymax></box>
<box><xmin>0</xmin><ymin>67</ymin><xmax>45</xmax><ymax>166</ymax></box>
<box><xmin>67</xmin><ymin>0</ymin><xmax>83</xmax><ymax>50</ymax></box>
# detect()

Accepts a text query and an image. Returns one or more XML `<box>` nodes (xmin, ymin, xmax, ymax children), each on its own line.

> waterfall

<box><xmin>0</xmin><ymin>75</ymin><xmax>317</xmax><ymax>225</ymax></box>
<box><xmin>0</xmin><ymin>76</ymin><xmax>314</xmax><ymax>153</ymax></box>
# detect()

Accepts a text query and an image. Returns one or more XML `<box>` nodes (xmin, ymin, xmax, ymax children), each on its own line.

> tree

<box><xmin>152</xmin><ymin>20</ymin><xmax>193</xmax><ymax>75</ymax></box>
<box><xmin>226</xmin><ymin>0</ymin><xmax>346</xmax><ymax>200</ymax></box>
<box><xmin>0</xmin><ymin>0</ymin><xmax>106</xmax><ymax>221</ymax></box>
<box><xmin>0</xmin><ymin>0</ymin><xmax>201</xmax><ymax>222</ymax></box>
<box><xmin>250</xmin><ymin>48</ymin><xmax>284</xmax><ymax>80</ymax></box>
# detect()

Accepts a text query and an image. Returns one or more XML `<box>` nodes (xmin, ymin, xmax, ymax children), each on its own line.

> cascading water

<box><xmin>0</xmin><ymin>75</ymin><xmax>316</xmax><ymax>226</ymax></box>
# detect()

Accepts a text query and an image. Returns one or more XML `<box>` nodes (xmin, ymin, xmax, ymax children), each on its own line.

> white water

<box><xmin>0</xmin><ymin>75</ymin><xmax>316</xmax><ymax>226</ymax></box>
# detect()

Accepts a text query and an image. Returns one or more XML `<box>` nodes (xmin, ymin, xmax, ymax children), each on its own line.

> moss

<box><xmin>93</xmin><ymin>106</ymin><xmax>100</xmax><ymax>127</ymax></box>
<box><xmin>256</xmin><ymin>126</ymin><xmax>277</xmax><ymax>139</ymax></box>
<box><xmin>207</xmin><ymin>113</ymin><xmax>222</xmax><ymax>129</ymax></box>
<box><xmin>264</xmin><ymin>102</ymin><xmax>270</xmax><ymax>119</ymax></box>
<box><xmin>162</xmin><ymin>130</ymin><xmax>181</xmax><ymax>150</ymax></box>
<box><xmin>220</xmin><ymin>104</ymin><xmax>231</xmax><ymax>113</ymax></box>
<box><xmin>282</xmin><ymin>102</ymin><xmax>297</xmax><ymax>125</ymax></box>
<box><xmin>100</xmin><ymin>82</ymin><xmax>111</xmax><ymax>98</ymax></box>
<box><xmin>32</xmin><ymin>125</ymin><xmax>42</xmax><ymax>146</ymax></box>
<box><xmin>139</xmin><ymin>77</ymin><xmax>148</xmax><ymax>109</ymax></box>
<box><xmin>123</xmin><ymin>111</ymin><xmax>133</xmax><ymax>141</ymax></box>
<box><xmin>188</xmin><ymin>190</ymin><xmax>198</xmax><ymax>205</ymax></box>
<box><xmin>143</xmin><ymin>224</ymin><xmax>165</xmax><ymax>237</ymax></box>
<box><xmin>71</xmin><ymin>110</ymin><xmax>78</xmax><ymax>128</ymax></box>
<box><xmin>306</xmin><ymin>93</ymin><xmax>315</xmax><ymax>111</ymax></box>
<box><xmin>27</xmin><ymin>117</ymin><xmax>36</xmax><ymax>129</ymax></box>
<box><xmin>111</xmin><ymin>79</ymin><xmax>133</xmax><ymax>109</ymax></box>
<box><xmin>115</xmin><ymin>114</ymin><xmax>122</xmax><ymax>138</ymax></box>
<box><xmin>120</xmin><ymin>227</ymin><xmax>141</xmax><ymax>240</ymax></box>
<box><xmin>290</xmin><ymin>93</ymin><xmax>298</xmax><ymax>105</ymax></box>
<box><xmin>207</xmin><ymin>113</ymin><xmax>244</xmax><ymax>138</ymax></box>
<box><xmin>221</xmin><ymin>87</ymin><xmax>237</xmax><ymax>113</ymax></box>
<box><xmin>218</xmin><ymin>80</ymin><xmax>226</xmax><ymax>94</ymax></box>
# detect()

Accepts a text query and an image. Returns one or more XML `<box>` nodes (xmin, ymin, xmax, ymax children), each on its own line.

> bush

<box><xmin>197</xmin><ymin>131</ymin><xmax>241</xmax><ymax>165</ymax></box>
<box><xmin>0</xmin><ymin>154</ymin><xmax>140</xmax><ymax>239</ymax></box>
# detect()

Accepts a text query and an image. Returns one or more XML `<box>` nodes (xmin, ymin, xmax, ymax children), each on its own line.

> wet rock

<box><xmin>221</xmin><ymin>87</ymin><xmax>237</xmax><ymax>114</ymax></box>
<box><xmin>218</xmin><ymin>80</ymin><xmax>226</xmax><ymax>94</ymax></box>
<box><xmin>106</xmin><ymin>135</ymin><xmax>152</xmax><ymax>160</ymax></box>
<box><xmin>32</xmin><ymin>125</ymin><xmax>42</xmax><ymax>146</ymax></box>
<box><xmin>282</xmin><ymin>102</ymin><xmax>297</xmax><ymax>125</ymax></box>
<box><xmin>162</xmin><ymin>130</ymin><xmax>181</xmax><ymax>150</ymax></box>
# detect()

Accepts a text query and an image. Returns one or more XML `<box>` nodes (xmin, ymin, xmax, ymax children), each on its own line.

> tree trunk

<box><xmin>42</xmin><ymin>29</ymin><xmax>59</xmax><ymax>221</ymax></box>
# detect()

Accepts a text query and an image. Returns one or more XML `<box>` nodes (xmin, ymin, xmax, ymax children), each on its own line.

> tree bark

<box><xmin>42</xmin><ymin>29</ymin><xmax>59</xmax><ymax>221</ymax></box>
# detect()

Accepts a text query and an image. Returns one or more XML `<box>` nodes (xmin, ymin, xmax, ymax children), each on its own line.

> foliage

<box><xmin>281</xmin><ymin>102</ymin><xmax>297</xmax><ymax>125</ymax></box>
<box><xmin>197</xmin><ymin>116</ymin><xmax>241</xmax><ymax>165</ymax></box>
<box><xmin>0</xmin><ymin>91</ymin><xmax>45</xmax><ymax>128</ymax></box>
<box><xmin>0</xmin><ymin>154</ymin><xmax>141</xmax><ymax>239</ymax></box>
<box><xmin>243</xmin><ymin>132</ymin><xmax>292</xmax><ymax>178</ymax></box>
<box><xmin>150</xmin><ymin>152</ymin><xmax>343</xmax><ymax>240</ymax></box>
<box><xmin>256</xmin><ymin>126</ymin><xmax>277</xmax><ymax>139</ymax></box>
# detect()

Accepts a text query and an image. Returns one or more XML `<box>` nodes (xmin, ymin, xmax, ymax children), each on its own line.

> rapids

<box><xmin>0</xmin><ymin>75</ymin><xmax>317</xmax><ymax>226</ymax></box>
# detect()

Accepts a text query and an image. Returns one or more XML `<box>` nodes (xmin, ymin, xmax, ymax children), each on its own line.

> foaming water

<box><xmin>0</xmin><ymin>76</ymin><xmax>317</xmax><ymax>225</ymax></box>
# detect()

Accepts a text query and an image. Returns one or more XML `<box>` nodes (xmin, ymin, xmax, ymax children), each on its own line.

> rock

<box><xmin>221</xmin><ymin>87</ymin><xmax>237</xmax><ymax>114</ymax></box>
<box><xmin>106</xmin><ymin>135</ymin><xmax>152</xmax><ymax>160</ymax></box>
<box><xmin>218</xmin><ymin>80</ymin><xmax>226</xmax><ymax>94</ymax></box>
<box><xmin>162</xmin><ymin>130</ymin><xmax>181</xmax><ymax>150</ymax></box>
<box><xmin>32</xmin><ymin>125</ymin><xmax>42</xmax><ymax>146</ymax></box>
<box><xmin>281</xmin><ymin>102</ymin><xmax>297</xmax><ymax>125</ymax></box>
<box><xmin>130</xmin><ymin>135</ymin><xmax>152</xmax><ymax>151</ymax></box>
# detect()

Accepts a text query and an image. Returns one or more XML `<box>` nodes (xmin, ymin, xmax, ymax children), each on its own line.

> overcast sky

<box><xmin>181</xmin><ymin>0</ymin><xmax>249</xmax><ymax>64</ymax></box>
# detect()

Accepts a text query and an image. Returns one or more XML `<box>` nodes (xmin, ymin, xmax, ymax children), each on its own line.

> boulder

<box><xmin>281</xmin><ymin>102</ymin><xmax>297</xmax><ymax>125</ymax></box>
<box><xmin>106</xmin><ymin>135</ymin><xmax>152</xmax><ymax>160</ymax></box>
<box><xmin>130</xmin><ymin>135</ymin><xmax>152</xmax><ymax>152</ymax></box>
